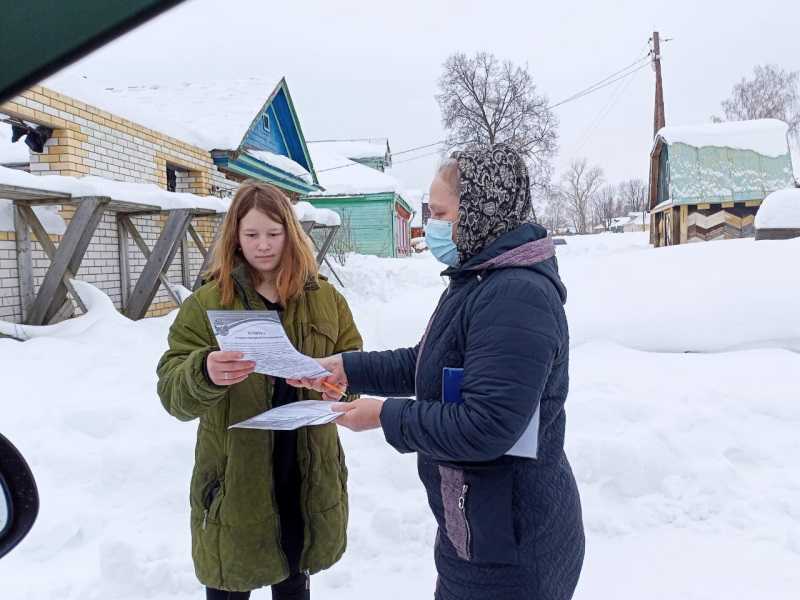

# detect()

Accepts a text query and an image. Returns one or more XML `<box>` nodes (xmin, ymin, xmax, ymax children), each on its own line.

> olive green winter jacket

<box><xmin>156</xmin><ymin>266</ymin><xmax>362</xmax><ymax>591</ymax></box>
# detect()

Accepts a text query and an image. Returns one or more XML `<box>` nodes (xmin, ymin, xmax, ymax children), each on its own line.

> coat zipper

<box><xmin>458</xmin><ymin>483</ymin><xmax>472</xmax><ymax>560</ymax></box>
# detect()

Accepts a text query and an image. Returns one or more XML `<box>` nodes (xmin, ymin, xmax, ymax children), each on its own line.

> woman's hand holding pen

<box><xmin>288</xmin><ymin>354</ymin><xmax>383</xmax><ymax>431</ymax></box>
<box><xmin>288</xmin><ymin>354</ymin><xmax>348</xmax><ymax>401</ymax></box>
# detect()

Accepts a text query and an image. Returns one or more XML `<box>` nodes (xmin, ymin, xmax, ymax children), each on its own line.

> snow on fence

<box><xmin>0</xmin><ymin>166</ymin><xmax>342</xmax><ymax>325</ymax></box>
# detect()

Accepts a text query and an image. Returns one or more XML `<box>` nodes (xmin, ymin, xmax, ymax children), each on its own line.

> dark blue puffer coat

<box><xmin>343</xmin><ymin>223</ymin><xmax>584</xmax><ymax>600</ymax></box>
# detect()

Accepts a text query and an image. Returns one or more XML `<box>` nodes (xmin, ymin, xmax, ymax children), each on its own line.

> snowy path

<box><xmin>1</xmin><ymin>234</ymin><xmax>799</xmax><ymax>599</ymax></box>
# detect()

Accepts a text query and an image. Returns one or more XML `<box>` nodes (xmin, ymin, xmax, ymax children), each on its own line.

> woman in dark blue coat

<box><xmin>292</xmin><ymin>144</ymin><xmax>584</xmax><ymax>600</ymax></box>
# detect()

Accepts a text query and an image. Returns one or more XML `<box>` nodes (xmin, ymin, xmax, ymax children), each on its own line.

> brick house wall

<box><xmin>0</xmin><ymin>86</ymin><xmax>235</xmax><ymax>323</ymax></box>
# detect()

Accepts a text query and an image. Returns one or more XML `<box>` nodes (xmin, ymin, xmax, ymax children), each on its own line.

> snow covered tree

<box><xmin>718</xmin><ymin>64</ymin><xmax>800</xmax><ymax>131</ymax></box>
<box><xmin>436</xmin><ymin>52</ymin><xmax>558</xmax><ymax>193</ymax></box>
<box><xmin>560</xmin><ymin>159</ymin><xmax>604</xmax><ymax>234</ymax></box>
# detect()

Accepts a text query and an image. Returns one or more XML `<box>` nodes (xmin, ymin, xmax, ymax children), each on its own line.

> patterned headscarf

<box><xmin>451</xmin><ymin>144</ymin><xmax>534</xmax><ymax>263</ymax></box>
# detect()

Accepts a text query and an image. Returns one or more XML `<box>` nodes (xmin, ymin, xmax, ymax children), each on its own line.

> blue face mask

<box><xmin>424</xmin><ymin>218</ymin><xmax>459</xmax><ymax>267</ymax></box>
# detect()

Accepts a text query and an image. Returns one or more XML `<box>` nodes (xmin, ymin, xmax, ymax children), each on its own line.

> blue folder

<box><xmin>442</xmin><ymin>367</ymin><xmax>464</xmax><ymax>404</ymax></box>
<box><xmin>440</xmin><ymin>366</ymin><xmax>539</xmax><ymax>459</ymax></box>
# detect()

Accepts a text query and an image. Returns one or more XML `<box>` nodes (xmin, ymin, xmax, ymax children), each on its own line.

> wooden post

<box><xmin>679</xmin><ymin>205</ymin><xmax>689</xmax><ymax>244</ymax></box>
<box><xmin>125</xmin><ymin>209</ymin><xmax>192</xmax><ymax>320</ymax></box>
<box><xmin>180</xmin><ymin>234</ymin><xmax>191</xmax><ymax>289</ymax></box>
<box><xmin>192</xmin><ymin>221</ymin><xmax>220</xmax><ymax>291</ymax></box>
<box><xmin>16</xmin><ymin>203</ymin><xmax>88</xmax><ymax>315</ymax></box>
<box><xmin>13</xmin><ymin>204</ymin><xmax>34</xmax><ymax>321</ymax></box>
<box><xmin>309</xmin><ymin>225</ymin><xmax>345</xmax><ymax>287</ymax></box>
<box><xmin>315</xmin><ymin>225</ymin><xmax>339</xmax><ymax>265</ymax></box>
<box><xmin>187</xmin><ymin>224</ymin><xmax>208</xmax><ymax>259</ymax></box>
<box><xmin>652</xmin><ymin>31</ymin><xmax>666</xmax><ymax>137</ymax></box>
<box><xmin>25</xmin><ymin>197</ymin><xmax>107</xmax><ymax>325</ymax></box>
<box><xmin>117</xmin><ymin>215</ymin><xmax>130</xmax><ymax>312</ymax></box>
<box><xmin>672</xmin><ymin>207</ymin><xmax>681</xmax><ymax>246</ymax></box>
<box><xmin>118</xmin><ymin>215</ymin><xmax>184</xmax><ymax>312</ymax></box>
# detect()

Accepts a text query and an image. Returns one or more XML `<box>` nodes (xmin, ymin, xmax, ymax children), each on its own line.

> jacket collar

<box><xmin>230</xmin><ymin>261</ymin><xmax>320</xmax><ymax>310</ymax></box>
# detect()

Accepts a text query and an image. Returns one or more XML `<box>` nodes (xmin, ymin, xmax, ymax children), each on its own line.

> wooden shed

<box><xmin>648</xmin><ymin>119</ymin><xmax>795</xmax><ymax>246</ymax></box>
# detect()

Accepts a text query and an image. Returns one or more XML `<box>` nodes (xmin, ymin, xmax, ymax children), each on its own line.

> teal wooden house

<box><xmin>648</xmin><ymin>119</ymin><xmax>795</xmax><ymax>246</ymax></box>
<box><xmin>303</xmin><ymin>140</ymin><xmax>413</xmax><ymax>257</ymax></box>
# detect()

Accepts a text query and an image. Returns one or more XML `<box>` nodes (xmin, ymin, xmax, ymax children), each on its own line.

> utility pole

<box><xmin>651</xmin><ymin>31</ymin><xmax>666</xmax><ymax>137</ymax></box>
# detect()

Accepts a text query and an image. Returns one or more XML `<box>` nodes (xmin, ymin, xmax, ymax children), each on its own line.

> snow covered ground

<box><xmin>1</xmin><ymin>233</ymin><xmax>799</xmax><ymax>599</ymax></box>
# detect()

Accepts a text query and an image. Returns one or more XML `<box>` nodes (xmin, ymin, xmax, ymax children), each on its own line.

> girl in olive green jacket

<box><xmin>157</xmin><ymin>182</ymin><xmax>362</xmax><ymax>599</ymax></box>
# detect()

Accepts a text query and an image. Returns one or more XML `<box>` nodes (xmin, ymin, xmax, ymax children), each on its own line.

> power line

<box><xmin>316</xmin><ymin>141</ymin><xmax>452</xmax><ymax>173</ymax></box>
<box><xmin>393</xmin><ymin>141</ymin><xmax>448</xmax><ymax>156</ymax></box>
<box><xmin>314</xmin><ymin>50</ymin><xmax>654</xmax><ymax>174</ymax></box>
<box><xmin>573</xmin><ymin>62</ymin><xmax>645</xmax><ymax>153</ymax></box>
<box><xmin>393</xmin><ymin>148</ymin><xmax>449</xmax><ymax>165</ymax></box>
<box><xmin>547</xmin><ymin>55</ymin><xmax>651</xmax><ymax>109</ymax></box>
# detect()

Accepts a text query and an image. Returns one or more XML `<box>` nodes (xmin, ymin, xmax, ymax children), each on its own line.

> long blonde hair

<box><xmin>207</xmin><ymin>181</ymin><xmax>318</xmax><ymax>307</ymax></box>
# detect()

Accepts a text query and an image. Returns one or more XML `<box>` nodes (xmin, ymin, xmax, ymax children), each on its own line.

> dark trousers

<box><xmin>206</xmin><ymin>572</ymin><xmax>309</xmax><ymax>600</ymax></box>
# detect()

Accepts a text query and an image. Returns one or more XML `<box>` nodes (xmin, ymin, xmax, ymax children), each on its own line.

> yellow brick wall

<box><xmin>146</xmin><ymin>300</ymin><xmax>180</xmax><ymax>318</ymax></box>
<box><xmin>0</xmin><ymin>85</ymin><xmax>219</xmax><ymax>193</ymax></box>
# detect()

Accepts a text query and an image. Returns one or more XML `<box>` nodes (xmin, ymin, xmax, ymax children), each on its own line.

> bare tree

<box><xmin>592</xmin><ymin>184</ymin><xmax>618</xmax><ymax>231</ymax></box>
<box><xmin>560</xmin><ymin>159</ymin><xmax>604</xmax><ymax>234</ymax></box>
<box><xmin>541</xmin><ymin>187</ymin><xmax>567</xmax><ymax>233</ymax></box>
<box><xmin>719</xmin><ymin>64</ymin><xmax>800</xmax><ymax>131</ymax></box>
<box><xmin>619</xmin><ymin>178</ymin><xmax>648</xmax><ymax>213</ymax></box>
<box><xmin>436</xmin><ymin>52</ymin><xmax>558</xmax><ymax>192</ymax></box>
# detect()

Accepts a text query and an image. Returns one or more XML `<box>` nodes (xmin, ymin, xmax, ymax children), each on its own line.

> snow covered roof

<box><xmin>246</xmin><ymin>150</ymin><xmax>312</xmax><ymax>182</ymax></box>
<box><xmin>655</xmin><ymin>119</ymin><xmax>790</xmax><ymax>157</ymax></box>
<box><xmin>306</xmin><ymin>143</ymin><xmax>402</xmax><ymax>197</ymax></box>
<box><xmin>306</xmin><ymin>139</ymin><xmax>390</xmax><ymax>161</ymax></box>
<box><xmin>610</xmin><ymin>216</ymin><xmax>632</xmax><ymax>228</ymax></box>
<box><xmin>0</xmin><ymin>122</ymin><xmax>30</xmax><ymax>164</ymax></box>
<box><xmin>755</xmin><ymin>188</ymin><xmax>800</xmax><ymax>229</ymax></box>
<box><xmin>43</xmin><ymin>73</ymin><xmax>286</xmax><ymax>150</ymax></box>
<box><xmin>0</xmin><ymin>164</ymin><xmax>230</xmax><ymax>213</ymax></box>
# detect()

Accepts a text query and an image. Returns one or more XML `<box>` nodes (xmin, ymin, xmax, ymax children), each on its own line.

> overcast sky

<box><xmin>49</xmin><ymin>0</ymin><xmax>800</xmax><ymax>195</ymax></box>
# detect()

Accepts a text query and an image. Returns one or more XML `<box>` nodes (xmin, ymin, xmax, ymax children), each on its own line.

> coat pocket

<box><xmin>202</xmin><ymin>479</ymin><xmax>224</xmax><ymax>530</ymax></box>
<box><xmin>438</xmin><ymin>463</ymin><xmax>519</xmax><ymax>565</ymax></box>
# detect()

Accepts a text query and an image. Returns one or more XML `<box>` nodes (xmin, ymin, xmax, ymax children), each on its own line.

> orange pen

<box><xmin>321</xmin><ymin>380</ymin><xmax>346</xmax><ymax>399</ymax></box>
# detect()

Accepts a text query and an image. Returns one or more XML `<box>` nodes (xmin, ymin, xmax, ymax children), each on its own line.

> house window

<box><xmin>166</xmin><ymin>165</ymin><xmax>177</xmax><ymax>192</ymax></box>
<box><xmin>262</xmin><ymin>113</ymin><xmax>271</xmax><ymax>133</ymax></box>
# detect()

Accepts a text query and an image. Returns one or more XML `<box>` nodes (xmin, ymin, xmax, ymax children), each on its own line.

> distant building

<box><xmin>303</xmin><ymin>141</ymin><xmax>412</xmax><ymax>257</ymax></box>
<box><xmin>648</xmin><ymin>119</ymin><xmax>795</xmax><ymax>246</ymax></box>
<box><xmin>306</xmin><ymin>139</ymin><xmax>391</xmax><ymax>172</ymax></box>
<box><xmin>407</xmin><ymin>190</ymin><xmax>428</xmax><ymax>239</ymax></box>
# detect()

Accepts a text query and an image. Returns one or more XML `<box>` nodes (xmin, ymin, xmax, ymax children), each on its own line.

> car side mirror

<box><xmin>0</xmin><ymin>433</ymin><xmax>39</xmax><ymax>559</ymax></box>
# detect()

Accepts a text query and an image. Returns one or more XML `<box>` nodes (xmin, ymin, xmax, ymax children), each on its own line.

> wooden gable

<box><xmin>238</xmin><ymin>79</ymin><xmax>317</xmax><ymax>185</ymax></box>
